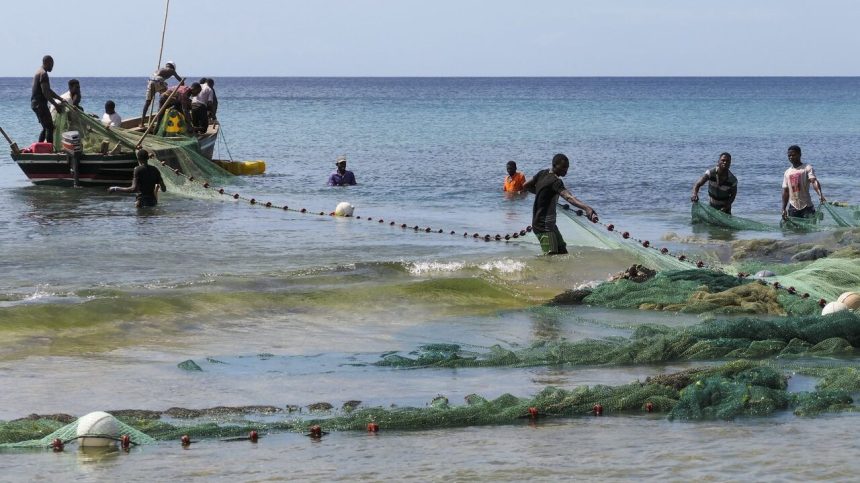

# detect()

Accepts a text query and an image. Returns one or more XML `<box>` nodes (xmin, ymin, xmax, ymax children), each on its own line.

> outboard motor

<box><xmin>62</xmin><ymin>131</ymin><xmax>82</xmax><ymax>187</ymax></box>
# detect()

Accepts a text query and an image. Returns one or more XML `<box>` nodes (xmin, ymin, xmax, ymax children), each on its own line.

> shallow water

<box><xmin>1</xmin><ymin>77</ymin><xmax>859</xmax><ymax>480</ymax></box>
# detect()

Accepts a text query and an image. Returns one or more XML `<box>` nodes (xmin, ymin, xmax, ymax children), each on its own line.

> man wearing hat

<box><xmin>140</xmin><ymin>61</ymin><xmax>182</xmax><ymax>127</ymax></box>
<box><xmin>327</xmin><ymin>155</ymin><xmax>357</xmax><ymax>186</ymax></box>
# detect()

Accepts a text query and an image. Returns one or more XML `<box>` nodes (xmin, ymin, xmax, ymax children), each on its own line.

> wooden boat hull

<box><xmin>10</xmin><ymin>151</ymin><xmax>137</xmax><ymax>187</ymax></box>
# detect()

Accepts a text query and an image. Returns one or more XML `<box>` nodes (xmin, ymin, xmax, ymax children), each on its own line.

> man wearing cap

<box><xmin>140</xmin><ymin>61</ymin><xmax>182</xmax><ymax>128</ymax></box>
<box><xmin>327</xmin><ymin>156</ymin><xmax>357</xmax><ymax>186</ymax></box>
<box><xmin>108</xmin><ymin>149</ymin><xmax>167</xmax><ymax>208</ymax></box>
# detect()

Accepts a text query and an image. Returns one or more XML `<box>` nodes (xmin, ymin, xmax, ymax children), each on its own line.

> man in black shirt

<box><xmin>31</xmin><ymin>55</ymin><xmax>64</xmax><ymax>143</ymax></box>
<box><xmin>109</xmin><ymin>149</ymin><xmax>167</xmax><ymax>207</ymax></box>
<box><xmin>523</xmin><ymin>153</ymin><xmax>598</xmax><ymax>255</ymax></box>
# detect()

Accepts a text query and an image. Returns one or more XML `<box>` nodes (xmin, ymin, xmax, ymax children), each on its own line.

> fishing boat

<box><xmin>5</xmin><ymin>115</ymin><xmax>221</xmax><ymax>187</ymax></box>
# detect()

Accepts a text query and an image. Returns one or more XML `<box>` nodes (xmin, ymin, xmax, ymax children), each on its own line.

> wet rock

<box><xmin>341</xmin><ymin>400</ymin><xmax>362</xmax><ymax>411</ymax></box>
<box><xmin>12</xmin><ymin>413</ymin><xmax>75</xmax><ymax>424</ymax></box>
<box><xmin>549</xmin><ymin>288</ymin><xmax>592</xmax><ymax>305</ymax></box>
<box><xmin>307</xmin><ymin>402</ymin><xmax>333</xmax><ymax>411</ymax></box>
<box><xmin>109</xmin><ymin>409</ymin><xmax>162</xmax><ymax>420</ymax></box>
<box><xmin>610</xmin><ymin>264</ymin><xmax>657</xmax><ymax>283</ymax></box>
<box><xmin>177</xmin><ymin>360</ymin><xmax>202</xmax><ymax>371</ymax></box>
<box><xmin>164</xmin><ymin>407</ymin><xmax>203</xmax><ymax>418</ymax></box>
<box><xmin>791</xmin><ymin>246</ymin><xmax>831</xmax><ymax>262</ymax></box>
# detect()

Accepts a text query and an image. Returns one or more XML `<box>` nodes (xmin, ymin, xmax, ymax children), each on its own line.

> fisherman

<box><xmin>140</xmin><ymin>61</ymin><xmax>182</xmax><ymax>127</ymax></box>
<box><xmin>191</xmin><ymin>77</ymin><xmax>213</xmax><ymax>133</ymax></box>
<box><xmin>522</xmin><ymin>153</ymin><xmax>598</xmax><ymax>255</ymax></box>
<box><xmin>206</xmin><ymin>78</ymin><xmax>218</xmax><ymax>120</ymax></box>
<box><xmin>690</xmin><ymin>152</ymin><xmax>737</xmax><ymax>214</ymax></box>
<box><xmin>503</xmin><ymin>160</ymin><xmax>526</xmax><ymax>193</ymax></box>
<box><xmin>31</xmin><ymin>55</ymin><xmax>65</xmax><ymax>143</ymax></box>
<box><xmin>782</xmin><ymin>145</ymin><xmax>825</xmax><ymax>219</ymax></box>
<box><xmin>108</xmin><ymin>149</ymin><xmax>166</xmax><ymax>208</ymax></box>
<box><xmin>159</xmin><ymin>82</ymin><xmax>201</xmax><ymax>135</ymax></box>
<box><xmin>102</xmin><ymin>100</ymin><xmax>122</xmax><ymax>127</ymax></box>
<box><xmin>328</xmin><ymin>155</ymin><xmax>357</xmax><ymax>186</ymax></box>
<box><xmin>50</xmin><ymin>79</ymin><xmax>82</xmax><ymax>120</ymax></box>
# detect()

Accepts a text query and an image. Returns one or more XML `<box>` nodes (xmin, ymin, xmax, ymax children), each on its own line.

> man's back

<box><xmin>31</xmin><ymin>67</ymin><xmax>48</xmax><ymax>104</ymax></box>
<box><xmin>134</xmin><ymin>164</ymin><xmax>164</xmax><ymax>200</ymax></box>
<box><xmin>529</xmin><ymin>169</ymin><xmax>565</xmax><ymax>231</ymax></box>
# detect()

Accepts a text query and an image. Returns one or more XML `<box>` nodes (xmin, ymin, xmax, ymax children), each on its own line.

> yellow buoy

<box><xmin>213</xmin><ymin>160</ymin><xmax>266</xmax><ymax>176</ymax></box>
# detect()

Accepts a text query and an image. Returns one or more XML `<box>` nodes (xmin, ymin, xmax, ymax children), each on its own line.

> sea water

<box><xmin>0</xmin><ymin>77</ymin><xmax>859</xmax><ymax>481</ymax></box>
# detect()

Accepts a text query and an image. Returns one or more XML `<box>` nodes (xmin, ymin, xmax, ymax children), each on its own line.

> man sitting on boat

<box><xmin>102</xmin><ymin>100</ymin><xmax>122</xmax><ymax>127</ymax></box>
<box><xmin>50</xmin><ymin>78</ymin><xmax>82</xmax><ymax>120</ymax></box>
<box><xmin>140</xmin><ymin>61</ymin><xmax>181</xmax><ymax>128</ymax></box>
<box><xmin>108</xmin><ymin>149</ymin><xmax>167</xmax><ymax>208</ymax></box>
<box><xmin>691</xmin><ymin>152</ymin><xmax>737</xmax><ymax>215</ymax></box>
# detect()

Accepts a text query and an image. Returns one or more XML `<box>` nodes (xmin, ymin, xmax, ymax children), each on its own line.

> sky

<box><xmin>3</xmin><ymin>0</ymin><xmax>860</xmax><ymax>77</ymax></box>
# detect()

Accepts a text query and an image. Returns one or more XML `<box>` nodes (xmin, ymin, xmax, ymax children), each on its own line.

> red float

<box><xmin>367</xmin><ymin>422</ymin><xmax>379</xmax><ymax>433</ymax></box>
<box><xmin>249</xmin><ymin>431</ymin><xmax>259</xmax><ymax>443</ymax></box>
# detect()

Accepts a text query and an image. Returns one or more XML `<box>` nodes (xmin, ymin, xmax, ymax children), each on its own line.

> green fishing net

<box><xmin>0</xmin><ymin>416</ymin><xmax>155</xmax><ymax>448</ymax></box>
<box><xmin>691</xmin><ymin>203</ymin><xmax>778</xmax><ymax>231</ymax></box>
<box><xmin>53</xmin><ymin>107</ymin><xmax>233</xmax><ymax>195</ymax></box>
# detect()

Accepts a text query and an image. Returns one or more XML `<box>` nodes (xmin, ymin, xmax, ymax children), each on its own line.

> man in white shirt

<box><xmin>101</xmin><ymin>100</ymin><xmax>122</xmax><ymax>127</ymax></box>
<box><xmin>50</xmin><ymin>78</ymin><xmax>81</xmax><ymax>120</ymax></box>
<box><xmin>781</xmin><ymin>145</ymin><xmax>825</xmax><ymax>219</ymax></box>
<box><xmin>191</xmin><ymin>77</ymin><xmax>213</xmax><ymax>132</ymax></box>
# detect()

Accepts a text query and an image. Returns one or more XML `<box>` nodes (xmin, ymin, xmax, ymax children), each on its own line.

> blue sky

<box><xmin>4</xmin><ymin>0</ymin><xmax>859</xmax><ymax>76</ymax></box>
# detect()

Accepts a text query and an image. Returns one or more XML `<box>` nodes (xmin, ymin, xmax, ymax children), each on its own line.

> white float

<box><xmin>821</xmin><ymin>301</ymin><xmax>849</xmax><ymax>316</ymax></box>
<box><xmin>836</xmin><ymin>292</ymin><xmax>860</xmax><ymax>310</ymax></box>
<box><xmin>75</xmin><ymin>411</ymin><xmax>120</xmax><ymax>447</ymax></box>
<box><xmin>334</xmin><ymin>202</ymin><xmax>355</xmax><ymax>217</ymax></box>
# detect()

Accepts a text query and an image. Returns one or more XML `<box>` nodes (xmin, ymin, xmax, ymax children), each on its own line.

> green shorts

<box><xmin>534</xmin><ymin>228</ymin><xmax>568</xmax><ymax>255</ymax></box>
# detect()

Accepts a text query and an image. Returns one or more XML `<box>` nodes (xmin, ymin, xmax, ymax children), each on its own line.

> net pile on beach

<box><xmin>53</xmin><ymin>108</ymin><xmax>232</xmax><ymax>195</ymax></box>
<box><xmin>692</xmin><ymin>202</ymin><xmax>860</xmax><ymax>232</ymax></box>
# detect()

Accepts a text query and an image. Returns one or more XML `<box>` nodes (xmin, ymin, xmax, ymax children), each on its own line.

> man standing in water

<box><xmin>31</xmin><ymin>55</ymin><xmax>65</xmax><ymax>143</ymax></box>
<box><xmin>690</xmin><ymin>152</ymin><xmax>737</xmax><ymax>214</ymax></box>
<box><xmin>108</xmin><ymin>149</ymin><xmax>167</xmax><ymax>208</ymax></box>
<box><xmin>328</xmin><ymin>156</ymin><xmax>357</xmax><ymax>186</ymax></box>
<box><xmin>782</xmin><ymin>145</ymin><xmax>825</xmax><ymax>219</ymax></box>
<box><xmin>504</xmin><ymin>160</ymin><xmax>526</xmax><ymax>193</ymax></box>
<box><xmin>522</xmin><ymin>153</ymin><xmax>598</xmax><ymax>255</ymax></box>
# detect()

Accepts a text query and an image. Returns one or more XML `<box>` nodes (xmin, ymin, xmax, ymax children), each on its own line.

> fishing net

<box><xmin>3</xmin><ymin>359</ymin><xmax>857</xmax><ymax>447</ymax></box>
<box><xmin>52</xmin><ymin>107</ymin><xmax>233</xmax><ymax>195</ymax></box>
<box><xmin>558</xmin><ymin>206</ymin><xmax>692</xmax><ymax>271</ymax></box>
<box><xmin>374</xmin><ymin>311</ymin><xmax>860</xmax><ymax>369</ymax></box>
<box><xmin>823</xmin><ymin>202</ymin><xmax>860</xmax><ymax>228</ymax></box>
<box><xmin>0</xmin><ymin>415</ymin><xmax>155</xmax><ymax>448</ymax></box>
<box><xmin>691</xmin><ymin>202</ymin><xmax>777</xmax><ymax>231</ymax></box>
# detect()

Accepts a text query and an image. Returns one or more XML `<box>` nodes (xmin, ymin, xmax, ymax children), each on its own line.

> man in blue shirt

<box><xmin>328</xmin><ymin>156</ymin><xmax>356</xmax><ymax>186</ymax></box>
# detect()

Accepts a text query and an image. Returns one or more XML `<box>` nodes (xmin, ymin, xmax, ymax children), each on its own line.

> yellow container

<box><xmin>214</xmin><ymin>160</ymin><xmax>266</xmax><ymax>176</ymax></box>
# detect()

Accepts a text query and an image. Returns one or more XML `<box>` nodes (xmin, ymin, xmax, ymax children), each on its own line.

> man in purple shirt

<box><xmin>328</xmin><ymin>156</ymin><xmax>356</xmax><ymax>186</ymax></box>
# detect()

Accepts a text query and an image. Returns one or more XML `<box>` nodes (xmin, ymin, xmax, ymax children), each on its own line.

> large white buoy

<box><xmin>836</xmin><ymin>292</ymin><xmax>860</xmax><ymax>310</ymax></box>
<box><xmin>334</xmin><ymin>202</ymin><xmax>354</xmax><ymax>217</ymax></box>
<box><xmin>822</xmin><ymin>301</ymin><xmax>849</xmax><ymax>316</ymax></box>
<box><xmin>76</xmin><ymin>411</ymin><xmax>120</xmax><ymax>447</ymax></box>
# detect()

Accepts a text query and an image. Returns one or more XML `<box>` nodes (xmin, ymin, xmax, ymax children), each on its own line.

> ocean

<box><xmin>0</xmin><ymin>77</ymin><xmax>858</xmax><ymax>481</ymax></box>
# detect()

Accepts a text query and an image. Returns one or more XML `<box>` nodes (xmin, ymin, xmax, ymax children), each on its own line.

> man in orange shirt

<box><xmin>504</xmin><ymin>160</ymin><xmax>526</xmax><ymax>193</ymax></box>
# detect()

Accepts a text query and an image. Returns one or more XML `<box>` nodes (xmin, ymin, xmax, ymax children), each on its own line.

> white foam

<box><xmin>477</xmin><ymin>259</ymin><xmax>526</xmax><ymax>273</ymax></box>
<box><xmin>407</xmin><ymin>261</ymin><xmax>466</xmax><ymax>275</ymax></box>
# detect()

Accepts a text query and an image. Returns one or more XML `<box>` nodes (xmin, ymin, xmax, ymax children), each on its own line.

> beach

<box><xmin>1</xmin><ymin>77</ymin><xmax>859</xmax><ymax>480</ymax></box>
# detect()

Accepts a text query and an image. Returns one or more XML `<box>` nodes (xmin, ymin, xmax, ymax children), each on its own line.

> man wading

<box><xmin>523</xmin><ymin>153</ymin><xmax>598</xmax><ymax>255</ymax></box>
<box><xmin>109</xmin><ymin>149</ymin><xmax>166</xmax><ymax>207</ymax></box>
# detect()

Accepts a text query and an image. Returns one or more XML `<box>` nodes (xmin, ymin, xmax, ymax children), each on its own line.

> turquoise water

<box><xmin>1</xmin><ymin>77</ymin><xmax>859</xmax><ymax>480</ymax></box>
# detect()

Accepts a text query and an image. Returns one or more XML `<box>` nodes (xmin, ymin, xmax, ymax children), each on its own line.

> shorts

<box><xmin>145</xmin><ymin>77</ymin><xmax>167</xmax><ymax>101</ymax></box>
<box><xmin>788</xmin><ymin>204</ymin><xmax>815</xmax><ymax>218</ymax></box>
<box><xmin>534</xmin><ymin>227</ymin><xmax>568</xmax><ymax>255</ymax></box>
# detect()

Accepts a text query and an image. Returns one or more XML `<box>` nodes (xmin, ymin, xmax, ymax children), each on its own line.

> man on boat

<box><xmin>191</xmin><ymin>78</ymin><xmax>213</xmax><ymax>133</ymax></box>
<box><xmin>140</xmin><ymin>61</ymin><xmax>182</xmax><ymax>128</ymax></box>
<box><xmin>108</xmin><ymin>149</ymin><xmax>167</xmax><ymax>208</ymax></box>
<box><xmin>522</xmin><ymin>153</ymin><xmax>598</xmax><ymax>255</ymax></box>
<box><xmin>782</xmin><ymin>145</ymin><xmax>825</xmax><ymax>219</ymax></box>
<box><xmin>102</xmin><ymin>100</ymin><xmax>122</xmax><ymax>127</ymax></box>
<box><xmin>31</xmin><ymin>55</ymin><xmax>65</xmax><ymax>143</ymax></box>
<box><xmin>159</xmin><ymin>82</ymin><xmax>201</xmax><ymax>135</ymax></box>
<box><xmin>206</xmin><ymin>78</ymin><xmax>218</xmax><ymax>120</ymax></box>
<box><xmin>328</xmin><ymin>156</ymin><xmax>357</xmax><ymax>186</ymax></box>
<box><xmin>690</xmin><ymin>152</ymin><xmax>737</xmax><ymax>214</ymax></box>
<box><xmin>50</xmin><ymin>79</ymin><xmax>82</xmax><ymax>120</ymax></box>
<box><xmin>504</xmin><ymin>160</ymin><xmax>526</xmax><ymax>193</ymax></box>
